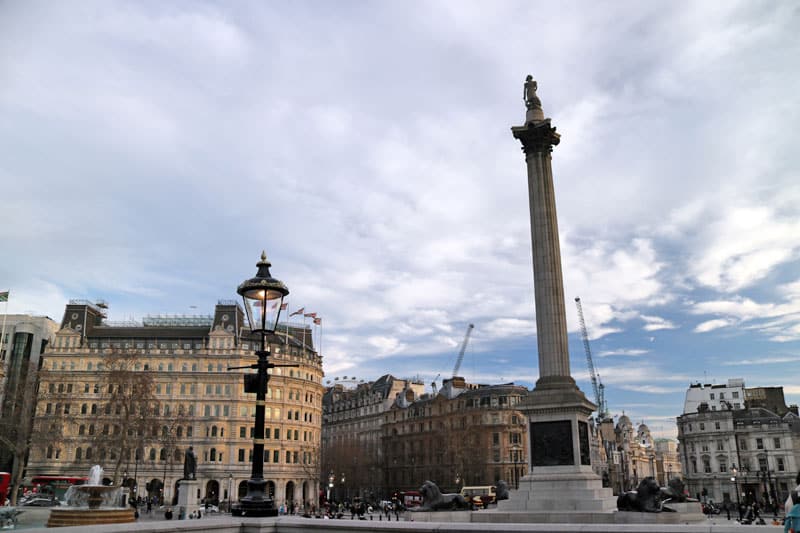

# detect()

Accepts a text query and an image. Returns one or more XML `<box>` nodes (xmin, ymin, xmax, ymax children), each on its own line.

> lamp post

<box><xmin>228</xmin><ymin>474</ymin><xmax>233</xmax><ymax>513</ymax></box>
<box><xmin>732</xmin><ymin>466</ymin><xmax>742</xmax><ymax>521</ymax></box>
<box><xmin>231</xmin><ymin>251</ymin><xmax>289</xmax><ymax>517</ymax></box>
<box><xmin>511</xmin><ymin>446</ymin><xmax>522</xmax><ymax>489</ymax></box>
<box><xmin>327</xmin><ymin>471</ymin><xmax>334</xmax><ymax>503</ymax></box>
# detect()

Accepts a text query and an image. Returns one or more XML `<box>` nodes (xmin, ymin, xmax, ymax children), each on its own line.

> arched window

<box><xmin>211</xmin><ymin>426</ymin><xmax>218</xmax><ymax>437</ymax></box>
<box><xmin>88</xmin><ymin>424</ymin><xmax>95</xmax><ymax>435</ymax></box>
<box><xmin>220</xmin><ymin>428</ymin><xmax>224</xmax><ymax>437</ymax></box>
<box><xmin>78</xmin><ymin>425</ymin><xmax>85</xmax><ymax>435</ymax></box>
<box><xmin>86</xmin><ymin>447</ymin><xmax>93</xmax><ymax>459</ymax></box>
<box><xmin>160</xmin><ymin>448</ymin><xmax>167</xmax><ymax>461</ymax></box>
<box><xmin>149</xmin><ymin>448</ymin><xmax>156</xmax><ymax>461</ymax></box>
<box><xmin>210</xmin><ymin>448</ymin><xmax>217</xmax><ymax>461</ymax></box>
<box><xmin>81</xmin><ymin>403</ymin><xmax>88</xmax><ymax>414</ymax></box>
<box><xmin>295</xmin><ymin>411</ymin><xmax>299</xmax><ymax>420</ymax></box>
<box><xmin>46</xmin><ymin>446</ymin><xmax>54</xmax><ymax>459</ymax></box>
<box><xmin>91</xmin><ymin>404</ymin><xmax>97</xmax><ymax>415</ymax></box>
<box><xmin>76</xmin><ymin>448</ymin><xmax>82</xmax><ymax>461</ymax></box>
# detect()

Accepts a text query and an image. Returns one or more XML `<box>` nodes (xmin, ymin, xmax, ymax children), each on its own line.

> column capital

<box><xmin>511</xmin><ymin>119</ymin><xmax>560</xmax><ymax>155</ymax></box>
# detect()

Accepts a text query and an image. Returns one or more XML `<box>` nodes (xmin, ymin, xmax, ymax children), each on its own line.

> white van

<box><xmin>459</xmin><ymin>486</ymin><xmax>496</xmax><ymax>507</ymax></box>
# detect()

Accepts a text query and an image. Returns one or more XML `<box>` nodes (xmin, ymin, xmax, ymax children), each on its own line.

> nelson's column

<box><xmin>499</xmin><ymin>76</ymin><xmax>615</xmax><ymax>513</ymax></box>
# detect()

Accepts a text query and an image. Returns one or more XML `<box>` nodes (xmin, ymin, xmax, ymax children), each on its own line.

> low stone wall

<box><xmin>20</xmin><ymin>514</ymin><xmax>772</xmax><ymax>533</ymax></box>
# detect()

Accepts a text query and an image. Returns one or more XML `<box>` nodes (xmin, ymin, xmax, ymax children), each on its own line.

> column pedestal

<box><xmin>500</xmin><ymin>386</ymin><xmax>616</xmax><ymax>512</ymax></box>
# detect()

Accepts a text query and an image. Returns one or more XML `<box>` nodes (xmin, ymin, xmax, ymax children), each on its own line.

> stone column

<box><xmin>499</xmin><ymin>77</ymin><xmax>615</xmax><ymax>514</ymax></box>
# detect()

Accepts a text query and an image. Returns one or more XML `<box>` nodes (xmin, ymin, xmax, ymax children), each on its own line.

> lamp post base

<box><xmin>231</xmin><ymin>479</ymin><xmax>278</xmax><ymax>517</ymax></box>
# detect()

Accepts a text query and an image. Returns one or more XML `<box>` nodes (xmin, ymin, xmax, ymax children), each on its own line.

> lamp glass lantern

<box><xmin>237</xmin><ymin>251</ymin><xmax>289</xmax><ymax>341</ymax></box>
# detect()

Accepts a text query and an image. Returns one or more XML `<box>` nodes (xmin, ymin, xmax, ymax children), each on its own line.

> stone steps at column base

<box><xmin>507</xmin><ymin>487</ymin><xmax>615</xmax><ymax>502</ymax></box>
<box><xmin>471</xmin><ymin>510</ymin><xmax>707</xmax><ymax>524</ymax></box>
<box><xmin>500</xmin><ymin>496</ymin><xmax>617</xmax><ymax>512</ymax></box>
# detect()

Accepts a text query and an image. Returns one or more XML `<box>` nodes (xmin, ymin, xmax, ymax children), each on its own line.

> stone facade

<box><xmin>321</xmin><ymin>374</ymin><xmax>424</xmax><ymax>501</ymax></box>
<box><xmin>26</xmin><ymin>299</ymin><xmax>324</xmax><ymax>511</ymax></box>
<box><xmin>382</xmin><ymin>377</ymin><xmax>529</xmax><ymax>494</ymax></box>
<box><xmin>678</xmin><ymin>402</ymin><xmax>800</xmax><ymax>509</ymax></box>
<box><xmin>0</xmin><ymin>314</ymin><xmax>59</xmax><ymax>473</ymax></box>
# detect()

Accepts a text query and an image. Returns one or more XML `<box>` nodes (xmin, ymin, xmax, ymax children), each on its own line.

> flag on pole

<box><xmin>289</xmin><ymin>307</ymin><xmax>304</xmax><ymax>317</ymax></box>
<box><xmin>0</xmin><ymin>291</ymin><xmax>8</xmax><ymax>302</ymax></box>
<box><xmin>313</xmin><ymin>317</ymin><xmax>321</xmax><ymax>325</ymax></box>
<box><xmin>304</xmin><ymin>312</ymin><xmax>317</xmax><ymax>318</ymax></box>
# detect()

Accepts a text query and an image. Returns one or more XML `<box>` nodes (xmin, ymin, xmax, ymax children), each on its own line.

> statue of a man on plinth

<box><xmin>523</xmin><ymin>75</ymin><xmax>542</xmax><ymax>111</ymax></box>
<box><xmin>183</xmin><ymin>446</ymin><xmax>197</xmax><ymax>480</ymax></box>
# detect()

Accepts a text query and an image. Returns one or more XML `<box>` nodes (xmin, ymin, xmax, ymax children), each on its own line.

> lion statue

<box><xmin>495</xmin><ymin>480</ymin><xmax>510</xmax><ymax>501</ymax></box>
<box><xmin>414</xmin><ymin>480</ymin><xmax>471</xmax><ymax>511</ymax></box>
<box><xmin>660</xmin><ymin>477</ymin><xmax>695</xmax><ymax>503</ymax></box>
<box><xmin>617</xmin><ymin>477</ymin><xmax>671</xmax><ymax>512</ymax></box>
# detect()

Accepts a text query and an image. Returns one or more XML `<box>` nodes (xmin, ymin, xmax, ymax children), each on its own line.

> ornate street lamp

<box><xmin>731</xmin><ymin>466</ymin><xmax>742</xmax><ymax>521</ymax></box>
<box><xmin>232</xmin><ymin>251</ymin><xmax>289</xmax><ymax>517</ymax></box>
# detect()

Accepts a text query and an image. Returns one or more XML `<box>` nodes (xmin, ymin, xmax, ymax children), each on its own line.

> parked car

<box><xmin>22</xmin><ymin>497</ymin><xmax>60</xmax><ymax>507</ymax></box>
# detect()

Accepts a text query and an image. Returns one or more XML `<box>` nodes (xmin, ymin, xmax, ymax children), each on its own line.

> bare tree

<box><xmin>86</xmin><ymin>350</ymin><xmax>158</xmax><ymax>484</ymax></box>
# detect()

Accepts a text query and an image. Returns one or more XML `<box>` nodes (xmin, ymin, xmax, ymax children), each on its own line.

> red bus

<box><xmin>0</xmin><ymin>472</ymin><xmax>10</xmax><ymax>505</ymax></box>
<box><xmin>27</xmin><ymin>476</ymin><xmax>88</xmax><ymax>500</ymax></box>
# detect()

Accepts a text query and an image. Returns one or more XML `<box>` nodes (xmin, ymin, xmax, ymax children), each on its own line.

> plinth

<box><xmin>233</xmin><ymin>478</ymin><xmax>278</xmax><ymax>517</ymax></box>
<box><xmin>177</xmin><ymin>479</ymin><xmax>200</xmax><ymax>518</ymax></box>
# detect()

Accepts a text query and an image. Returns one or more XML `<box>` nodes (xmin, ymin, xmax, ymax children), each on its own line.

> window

<box><xmin>710</xmin><ymin>393</ymin><xmax>715</xmax><ymax>400</ymax></box>
<box><xmin>273</xmin><ymin>450</ymin><xmax>279</xmax><ymax>463</ymax></box>
<box><xmin>756</xmin><ymin>438</ymin><xmax>764</xmax><ymax>450</ymax></box>
<box><xmin>778</xmin><ymin>458</ymin><xmax>785</xmax><ymax>471</ymax></box>
<box><xmin>703</xmin><ymin>458</ymin><xmax>711</xmax><ymax>473</ymax></box>
<box><xmin>240</xmin><ymin>427</ymin><xmax>246</xmax><ymax>438</ymax></box>
<box><xmin>238</xmin><ymin>449</ymin><xmax>245</xmax><ymax>462</ymax></box>
<box><xmin>717</xmin><ymin>440</ymin><xmax>724</xmax><ymax>451</ymax></box>
<box><xmin>719</xmin><ymin>392</ymin><xmax>725</xmax><ymax>399</ymax></box>
<box><xmin>740</xmin><ymin>438</ymin><xmax>748</xmax><ymax>450</ymax></box>
<box><xmin>774</xmin><ymin>438</ymin><xmax>781</xmax><ymax>449</ymax></box>
<box><xmin>715</xmin><ymin>422</ymin><xmax>720</xmax><ymax>430</ymax></box>
<box><xmin>493</xmin><ymin>433</ymin><xmax>500</xmax><ymax>445</ymax></box>
<box><xmin>699</xmin><ymin>423</ymin><xmax>705</xmax><ymax>430</ymax></box>
<box><xmin>719</xmin><ymin>461</ymin><xmax>727</xmax><ymax>472</ymax></box>
<box><xmin>732</xmin><ymin>391</ymin><xmax>739</xmax><ymax>398</ymax></box>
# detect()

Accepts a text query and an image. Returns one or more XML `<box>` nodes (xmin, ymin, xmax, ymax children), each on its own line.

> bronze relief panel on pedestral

<box><xmin>530</xmin><ymin>420</ymin><xmax>573</xmax><ymax>466</ymax></box>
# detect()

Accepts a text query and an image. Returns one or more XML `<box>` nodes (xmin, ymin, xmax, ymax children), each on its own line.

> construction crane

<box><xmin>452</xmin><ymin>323</ymin><xmax>475</xmax><ymax>377</ymax></box>
<box><xmin>574</xmin><ymin>297</ymin><xmax>609</xmax><ymax>420</ymax></box>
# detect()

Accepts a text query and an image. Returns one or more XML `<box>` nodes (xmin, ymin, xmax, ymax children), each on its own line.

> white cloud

<box><xmin>597</xmin><ymin>349</ymin><xmax>649</xmax><ymax>358</ymax></box>
<box><xmin>641</xmin><ymin>315</ymin><xmax>677</xmax><ymax>332</ymax></box>
<box><xmin>694</xmin><ymin>319</ymin><xmax>734</xmax><ymax>334</ymax></box>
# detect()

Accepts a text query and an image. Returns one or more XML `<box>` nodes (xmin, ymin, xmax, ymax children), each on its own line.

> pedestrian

<box><xmin>146</xmin><ymin>499</ymin><xmax>152</xmax><ymax>514</ymax></box>
<box><xmin>785</xmin><ymin>472</ymin><xmax>800</xmax><ymax>515</ymax></box>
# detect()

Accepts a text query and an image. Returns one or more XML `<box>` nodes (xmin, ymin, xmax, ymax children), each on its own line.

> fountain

<box><xmin>46</xmin><ymin>465</ymin><xmax>136</xmax><ymax>527</ymax></box>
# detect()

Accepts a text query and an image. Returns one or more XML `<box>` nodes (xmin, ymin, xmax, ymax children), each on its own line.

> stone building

<box><xmin>677</xmin><ymin>382</ymin><xmax>800</xmax><ymax>510</ymax></box>
<box><xmin>0</xmin><ymin>314</ymin><xmax>59</xmax><ymax>473</ymax></box>
<box><xmin>382</xmin><ymin>377</ymin><xmax>529</xmax><ymax>494</ymax></box>
<box><xmin>321</xmin><ymin>374</ymin><xmax>424</xmax><ymax>501</ymax></box>
<box><xmin>26</xmin><ymin>299</ymin><xmax>324</xmax><ymax>510</ymax></box>
<box><xmin>654</xmin><ymin>439</ymin><xmax>682</xmax><ymax>486</ymax></box>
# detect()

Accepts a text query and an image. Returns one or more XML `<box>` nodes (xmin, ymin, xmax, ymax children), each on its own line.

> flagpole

<box><xmin>0</xmin><ymin>291</ymin><xmax>9</xmax><ymax>360</ymax></box>
<box><xmin>301</xmin><ymin>314</ymin><xmax>306</xmax><ymax>353</ymax></box>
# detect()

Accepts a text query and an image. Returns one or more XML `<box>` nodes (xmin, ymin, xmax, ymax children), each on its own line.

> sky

<box><xmin>1</xmin><ymin>1</ymin><xmax>799</xmax><ymax>440</ymax></box>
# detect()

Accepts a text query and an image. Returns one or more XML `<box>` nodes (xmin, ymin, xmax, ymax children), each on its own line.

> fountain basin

<box><xmin>47</xmin><ymin>508</ymin><xmax>135</xmax><ymax>527</ymax></box>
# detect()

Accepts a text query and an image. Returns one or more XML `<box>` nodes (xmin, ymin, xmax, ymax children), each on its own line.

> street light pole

<box><xmin>732</xmin><ymin>466</ymin><xmax>742</xmax><ymax>521</ymax></box>
<box><xmin>231</xmin><ymin>252</ymin><xmax>289</xmax><ymax>518</ymax></box>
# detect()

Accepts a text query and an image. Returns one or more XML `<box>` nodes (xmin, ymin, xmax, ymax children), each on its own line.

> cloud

<box><xmin>597</xmin><ymin>349</ymin><xmax>649</xmax><ymax>357</ymax></box>
<box><xmin>694</xmin><ymin>319</ymin><xmax>734</xmax><ymax>333</ymax></box>
<box><xmin>641</xmin><ymin>315</ymin><xmax>678</xmax><ymax>332</ymax></box>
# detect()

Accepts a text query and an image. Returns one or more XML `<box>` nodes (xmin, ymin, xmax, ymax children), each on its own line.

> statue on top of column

<box><xmin>524</xmin><ymin>75</ymin><xmax>542</xmax><ymax>111</ymax></box>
